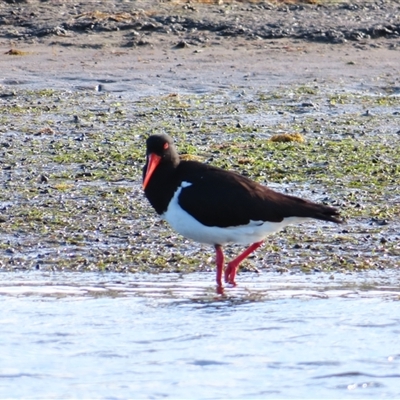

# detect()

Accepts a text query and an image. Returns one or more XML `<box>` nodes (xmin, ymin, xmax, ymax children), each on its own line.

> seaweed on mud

<box><xmin>0</xmin><ymin>84</ymin><xmax>399</xmax><ymax>274</ymax></box>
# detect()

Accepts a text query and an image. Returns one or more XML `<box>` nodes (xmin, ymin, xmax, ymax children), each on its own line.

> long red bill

<box><xmin>143</xmin><ymin>153</ymin><xmax>162</xmax><ymax>189</ymax></box>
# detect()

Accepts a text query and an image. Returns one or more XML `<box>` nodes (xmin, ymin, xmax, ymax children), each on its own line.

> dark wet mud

<box><xmin>1</xmin><ymin>0</ymin><xmax>399</xmax><ymax>50</ymax></box>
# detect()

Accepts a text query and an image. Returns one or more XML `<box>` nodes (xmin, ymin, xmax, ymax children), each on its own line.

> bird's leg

<box><xmin>214</xmin><ymin>244</ymin><xmax>224</xmax><ymax>288</ymax></box>
<box><xmin>225</xmin><ymin>241</ymin><xmax>264</xmax><ymax>285</ymax></box>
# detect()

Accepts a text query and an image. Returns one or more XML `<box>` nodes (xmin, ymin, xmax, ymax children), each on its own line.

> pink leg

<box><xmin>225</xmin><ymin>241</ymin><xmax>264</xmax><ymax>285</ymax></box>
<box><xmin>214</xmin><ymin>244</ymin><xmax>224</xmax><ymax>288</ymax></box>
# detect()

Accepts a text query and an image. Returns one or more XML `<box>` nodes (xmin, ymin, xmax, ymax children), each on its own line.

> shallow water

<box><xmin>1</xmin><ymin>271</ymin><xmax>399</xmax><ymax>399</ymax></box>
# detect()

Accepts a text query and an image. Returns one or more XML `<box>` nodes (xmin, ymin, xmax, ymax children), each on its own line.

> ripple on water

<box><xmin>0</xmin><ymin>270</ymin><xmax>399</xmax><ymax>301</ymax></box>
<box><xmin>0</xmin><ymin>271</ymin><xmax>399</xmax><ymax>399</ymax></box>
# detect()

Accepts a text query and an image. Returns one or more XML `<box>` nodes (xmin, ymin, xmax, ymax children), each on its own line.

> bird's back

<box><xmin>176</xmin><ymin>161</ymin><xmax>341</xmax><ymax>228</ymax></box>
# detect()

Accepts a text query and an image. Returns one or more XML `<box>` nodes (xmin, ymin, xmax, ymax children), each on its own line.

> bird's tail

<box><xmin>285</xmin><ymin>195</ymin><xmax>343</xmax><ymax>224</ymax></box>
<box><xmin>311</xmin><ymin>205</ymin><xmax>342</xmax><ymax>224</ymax></box>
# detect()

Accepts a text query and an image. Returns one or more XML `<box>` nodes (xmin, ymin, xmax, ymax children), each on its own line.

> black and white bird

<box><xmin>143</xmin><ymin>134</ymin><xmax>342</xmax><ymax>289</ymax></box>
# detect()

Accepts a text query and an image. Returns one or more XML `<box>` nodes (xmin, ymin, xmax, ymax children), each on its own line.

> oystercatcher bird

<box><xmin>143</xmin><ymin>134</ymin><xmax>342</xmax><ymax>289</ymax></box>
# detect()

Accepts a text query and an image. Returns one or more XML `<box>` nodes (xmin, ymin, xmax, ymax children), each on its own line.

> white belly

<box><xmin>162</xmin><ymin>184</ymin><xmax>305</xmax><ymax>246</ymax></box>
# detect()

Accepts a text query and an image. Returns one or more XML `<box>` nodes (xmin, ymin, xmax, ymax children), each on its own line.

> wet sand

<box><xmin>1</xmin><ymin>0</ymin><xmax>399</xmax><ymax>93</ymax></box>
<box><xmin>1</xmin><ymin>39</ymin><xmax>399</xmax><ymax>96</ymax></box>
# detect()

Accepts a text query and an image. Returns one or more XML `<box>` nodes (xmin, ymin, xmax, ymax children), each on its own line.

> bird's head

<box><xmin>143</xmin><ymin>134</ymin><xmax>179</xmax><ymax>189</ymax></box>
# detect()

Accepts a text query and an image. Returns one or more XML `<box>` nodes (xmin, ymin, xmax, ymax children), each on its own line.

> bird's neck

<box><xmin>144</xmin><ymin>160</ymin><xmax>180</xmax><ymax>215</ymax></box>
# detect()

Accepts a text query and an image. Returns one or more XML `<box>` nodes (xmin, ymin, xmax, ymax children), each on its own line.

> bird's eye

<box><xmin>163</xmin><ymin>142</ymin><xmax>169</xmax><ymax>150</ymax></box>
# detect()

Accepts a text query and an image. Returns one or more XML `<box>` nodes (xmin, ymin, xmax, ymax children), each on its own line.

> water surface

<box><xmin>1</xmin><ymin>271</ymin><xmax>399</xmax><ymax>399</ymax></box>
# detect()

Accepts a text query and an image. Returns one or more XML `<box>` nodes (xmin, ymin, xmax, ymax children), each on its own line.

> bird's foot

<box><xmin>216</xmin><ymin>285</ymin><xmax>225</xmax><ymax>295</ymax></box>
<box><xmin>224</xmin><ymin>262</ymin><xmax>238</xmax><ymax>286</ymax></box>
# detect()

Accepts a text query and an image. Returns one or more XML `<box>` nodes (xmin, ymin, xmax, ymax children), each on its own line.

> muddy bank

<box><xmin>0</xmin><ymin>0</ymin><xmax>399</xmax><ymax>50</ymax></box>
<box><xmin>0</xmin><ymin>1</ymin><xmax>399</xmax><ymax>275</ymax></box>
<box><xmin>0</xmin><ymin>77</ymin><xmax>399</xmax><ymax>274</ymax></box>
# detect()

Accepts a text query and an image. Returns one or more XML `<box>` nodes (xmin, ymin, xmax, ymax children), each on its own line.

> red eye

<box><xmin>163</xmin><ymin>142</ymin><xmax>169</xmax><ymax>150</ymax></box>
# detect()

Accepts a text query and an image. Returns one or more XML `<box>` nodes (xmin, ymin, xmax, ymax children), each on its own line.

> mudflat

<box><xmin>0</xmin><ymin>0</ymin><xmax>399</xmax><ymax>273</ymax></box>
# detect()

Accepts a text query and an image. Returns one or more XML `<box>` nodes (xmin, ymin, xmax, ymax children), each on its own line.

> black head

<box><xmin>146</xmin><ymin>134</ymin><xmax>177</xmax><ymax>161</ymax></box>
<box><xmin>143</xmin><ymin>134</ymin><xmax>180</xmax><ymax>190</ymax></box>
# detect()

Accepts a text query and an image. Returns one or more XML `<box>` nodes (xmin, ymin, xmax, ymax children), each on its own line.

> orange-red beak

<box><xmin>143</xmin><ymin>153</ymin><xmax>162</xmax><ymax>189</ymax></box>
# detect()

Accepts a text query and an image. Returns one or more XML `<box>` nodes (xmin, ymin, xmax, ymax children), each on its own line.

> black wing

<box><xmin>177</xmin><ymin>161</ymin><xmax>341</xmax><ymax>228</ymax></box>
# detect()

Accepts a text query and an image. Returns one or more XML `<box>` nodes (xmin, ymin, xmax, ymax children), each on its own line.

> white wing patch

<box><xmin>181</xmin><ymin>181</ymin><xmax>192</xmax><ymax>188</ymax></box>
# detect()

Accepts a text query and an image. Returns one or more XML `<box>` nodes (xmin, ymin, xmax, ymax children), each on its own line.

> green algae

<box><xmin>0</xmin><ymin>85</ymin><xmax>399</xmax><ymax>274</ymax></box>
